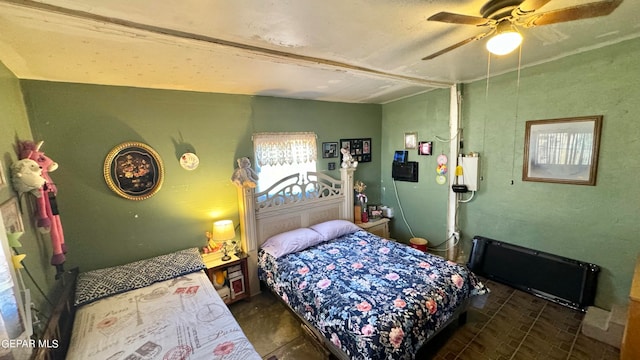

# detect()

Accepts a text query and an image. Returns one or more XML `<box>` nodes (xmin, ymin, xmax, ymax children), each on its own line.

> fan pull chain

<box><xmin>510</xmin><ymin>45</ymin><xmax>523</xmax><ymax>185</ymax></box>
<box><xmin>481</xmin><ymin>51</ymin><xmax>492</xmax><ymax>156</ymax></box>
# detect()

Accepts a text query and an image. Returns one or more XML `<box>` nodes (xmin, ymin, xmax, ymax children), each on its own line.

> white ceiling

<box><xmin>0</xmin><ymin>0</ymin><xmax>638</xmax><ymax>104</ymax></box>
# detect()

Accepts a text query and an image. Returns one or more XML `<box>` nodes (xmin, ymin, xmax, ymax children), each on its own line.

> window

<box><xmin>253</xmin><ymin>132</ymin><xmax>317</xmax><ymax>192</ymax></box>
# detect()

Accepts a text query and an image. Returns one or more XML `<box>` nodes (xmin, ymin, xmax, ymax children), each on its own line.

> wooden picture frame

<box><xmin>322</xmin><ymin>142</ymin><xmax>339</xmax><ymax>158</ymax></box>
<box><xmin>104</xmin><ymin>142</ymin><xmax>165</xmax><ymax>200</ymax></box>
<box><xmin>404</xmin><ymin>132</ymin><xmax>418</xmax><ymax>149</ymax></box>
<box><xmin>522</xmin><ymin>116</ymin><xmax>603</xmax><ymax>186</ymax></box>
<box><xmin>0</xmin><ymin>197</ymin><xmax>24</xmax><ymax>233</ymax></box>
<box><xmin>339</xmin><ymin>138</ymin><xmax>372</xmax><ymax>163</ymax></box>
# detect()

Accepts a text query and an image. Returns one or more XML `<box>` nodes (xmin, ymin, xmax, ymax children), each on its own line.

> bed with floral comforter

<box><xmin>258</xmin><ymin>229</ymin><xmax>488</xmax><ymax>360</ymax></box>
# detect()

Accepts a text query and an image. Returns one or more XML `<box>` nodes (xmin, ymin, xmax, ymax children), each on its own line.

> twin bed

<box><xmin>36</xmin><ymin>169</ymin><xmax>487</xmax><ymax>360</ymax></box>
<box><xmin>34</xmin><ymin>249</ymin><xmax>261</xmax><ymax>360</ymax></box>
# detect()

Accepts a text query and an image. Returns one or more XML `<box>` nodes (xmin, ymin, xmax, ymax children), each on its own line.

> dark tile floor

<box><xmin>229</xmin><ymin>279</ymin><xmax>620</xmax><ymax>360</ymax></box>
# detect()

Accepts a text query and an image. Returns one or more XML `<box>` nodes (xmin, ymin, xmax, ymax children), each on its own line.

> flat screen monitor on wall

<box><xmin>393</xmin><ymin>150</ymin><xmax>408</xmax><ymax>164</ymax></box>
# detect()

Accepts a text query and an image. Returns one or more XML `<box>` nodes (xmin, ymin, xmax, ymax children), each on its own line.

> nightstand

<box><xmin>357</xmin><ymin>217</ymin><xmax>390</xmax><ymax>238</ymax></box>
<box><xmin>202</xmin><ymin>252</ymin><xmax>250</xmax><ymax>305</ymax></box>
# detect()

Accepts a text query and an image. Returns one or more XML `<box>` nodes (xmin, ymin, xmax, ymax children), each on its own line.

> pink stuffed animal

<box><xmin>19</xmin><ymin>140</ymin><xmax>66</xmax><ymax>267</ymax></box>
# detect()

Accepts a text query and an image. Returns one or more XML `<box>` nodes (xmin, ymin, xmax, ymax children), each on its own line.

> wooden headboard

<box><xmin>238</xmin><ymin>168</ymin><xmax>355</xmax><ymax>295</ymax></box>
<box><xmin>31</xmin><ymin>268</ymin><xmax>78</xmax><ymax>360</ymax></box>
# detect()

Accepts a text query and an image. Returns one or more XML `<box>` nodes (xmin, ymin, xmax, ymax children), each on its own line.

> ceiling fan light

<box><xmin>486</xmin><ymin>31</ymin><xmax>523</xmax><ymax>56</ymax></box>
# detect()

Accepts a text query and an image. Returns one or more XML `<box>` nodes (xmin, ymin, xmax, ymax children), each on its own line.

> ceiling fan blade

<box><xmin>516</xmin><ymin>0</ymin><xmax>552</xmax><ymax>14</ymax></box>
<box><xmin>422</xmin><ymin>31</ymin><xmax>493</xmax><ymax>60</ymax></box>
<box><xmin>428</xmin><ymin>12</ymin><xmax>492</xmax><ymax>26</ymax></box>
<box><xmin>525</xmin><ymin>0</ymin><xmax>623</xmax><ymax>27</ymax></box>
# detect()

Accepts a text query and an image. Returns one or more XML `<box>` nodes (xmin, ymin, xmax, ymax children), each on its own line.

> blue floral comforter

<box><xmin>258</xmin><ymin>230</ymin><xmax>488</xmax><ymax>360</ymax></box>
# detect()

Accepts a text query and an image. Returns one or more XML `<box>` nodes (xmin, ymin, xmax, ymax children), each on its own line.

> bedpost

<box><xmin>237</xmin><ymin>185</ymin><xmax>261</xmax><ymax>297</ymax></box>
<box><xmin>237</xmin><ymin>186</ymin><xmax>257</xmax><ymax>253</ymax></box>
<box><xmin>340</xmin><ymin>168</ymin><xmax>355</xmax><ymax>222</ymax></box>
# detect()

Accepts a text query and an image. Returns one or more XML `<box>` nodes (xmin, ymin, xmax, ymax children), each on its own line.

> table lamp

<box><xmin>212</xmin><ymin>220</ymin><xmax>235</xmax><ymax>261</ymax></box>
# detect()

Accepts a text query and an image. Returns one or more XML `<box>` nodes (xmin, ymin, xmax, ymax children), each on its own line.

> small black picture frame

<box><xmin>328</xmin><ymin>162</ymin><xmax>336</xmax><ymax>170</ymax></box>
<box><xmin>339</xmin><ymin>138</ymin><xmax>372</xmax><ymax>163</ymax></box>
<box><xmin>322</xmin><ymin>142</ymin><xmax>339</xmax><ymax>158</ymax></box>
<box><xmin>418</xmin><ymin>141</ymin><xmax>433</xmax><ymax>156</ymax></box>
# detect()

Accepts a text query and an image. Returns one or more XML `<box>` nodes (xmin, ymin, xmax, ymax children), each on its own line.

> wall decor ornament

<box><xmin>104</xmin><ymin>142</ymin><xmax>164</xmax><ymax>200</ymax></box>
<box><xmin>179</xmin><ymin>152</ymin><xmax>200</xmax><ymax>170</ymax></box>
<box><xmin>19</xmin><ymin>140</ymin><xmax>67</xmax><ymax>267</ymax></box>
<box><xmin>522</xmin><ymin>115</ymin><xmax>603</xmax><ymax>186</ymax></box>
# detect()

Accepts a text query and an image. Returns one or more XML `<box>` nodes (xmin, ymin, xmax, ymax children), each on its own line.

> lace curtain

<box><xmin>253</xmin><ymin>132</ymin><xmax>317</xmax><ymax>167</ymax></box>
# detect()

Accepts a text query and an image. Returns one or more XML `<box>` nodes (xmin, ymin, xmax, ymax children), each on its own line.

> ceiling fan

<box><xmin>422</xmin><ymin>0</ymin><xmax>623</xmax><ymax>60</ymax></box>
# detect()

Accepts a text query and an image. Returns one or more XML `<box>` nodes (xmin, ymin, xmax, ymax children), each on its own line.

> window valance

<box><xmin>253</xmin><ymin>132</ymin><xmax>317</xmax><ymax>167</ymax></box>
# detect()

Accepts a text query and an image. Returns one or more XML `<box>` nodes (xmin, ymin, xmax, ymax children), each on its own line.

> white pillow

<box><xmin>261</xmin><ymin>228</ymin><xmax>325</xmax><ymax>258</ymax></box>
<box><xmin>309</xmin><ymin>220</ymin><xmax>361</xmax><ymax>241</ymax></box>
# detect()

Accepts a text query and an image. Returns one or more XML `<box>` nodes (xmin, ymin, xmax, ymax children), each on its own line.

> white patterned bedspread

<box><xmin>66</xmin><ymin>271</ymin><xmax>261</xmax><ymax>360</ymax></box>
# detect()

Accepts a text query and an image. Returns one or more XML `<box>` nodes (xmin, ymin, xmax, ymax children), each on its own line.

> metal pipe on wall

<box><xmin>447</xmin><ymin>84</ymin><xmax>461</xmax><ymax>260</ymax></box>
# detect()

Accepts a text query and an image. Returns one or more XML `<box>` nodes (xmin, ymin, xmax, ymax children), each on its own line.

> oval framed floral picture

<box><xmin>103</xmin><ymin>141</ymin><xmax>164</xmax><ymax>200</ymax></box>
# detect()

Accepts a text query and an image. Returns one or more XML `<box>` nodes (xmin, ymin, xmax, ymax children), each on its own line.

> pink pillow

<box><xmin>309</xmin><ymin>220</ymin><xmax>361</xmax><ymax>241</ymax></box>
<box><xmin>261</xmin><ymin>228</ymin><xmax>324</xmax><ymax>258</ymax></box>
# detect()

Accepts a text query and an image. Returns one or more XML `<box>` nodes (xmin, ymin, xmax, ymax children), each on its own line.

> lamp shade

<box><xmin>486</xmin><ymin>22</ymin><xmax>522</xmax><ymax>56</ymax></box>
<box><xmin>212</xmin><ymin>220</ymin><xmax>235</xmax><ymax>241</ymax></box>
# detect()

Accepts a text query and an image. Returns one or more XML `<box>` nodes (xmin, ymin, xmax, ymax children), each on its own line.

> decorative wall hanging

<box><xmin>179</xmin><ymin>152</ymin><xmax>200</xmax><ymax>170</ymax></box>
<box><xmin>104</xmin><ymin>142</ymin><xmax>164</xmax><ymax>200</ymax></box>
<box><xmin>522</xmin><ymin>115</ymin><xmax>602</xmax><ymax>186</ymax></box>
<box><xmin>339</xmin><ymin>138</ymin><xmax>371</xmax><ymax>163</ymax></box>
<box><xmin>18</xmin><ymin>139</ymin><xmax>66</xmax><ymax>267</ymax></box>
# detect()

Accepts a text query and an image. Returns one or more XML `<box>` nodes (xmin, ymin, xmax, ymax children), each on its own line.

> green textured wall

<box><xmin>0</xmin><ymin>62</ymin><xmax>57</xmax><ymax>315</ymax></box>
<box><xmin>381</xmin><ymin>88</ymin><xmax>452</xmax><ymax>252</ymax></box>
<box><xmin>20</xmin><ymin>81</ymin><xmax>381</xmax><ymax>272</ymax></box>
<box><xmin>382</xmin><ymin>38</ymin><xmax>640</xmax><ymax>309</ymax></box>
